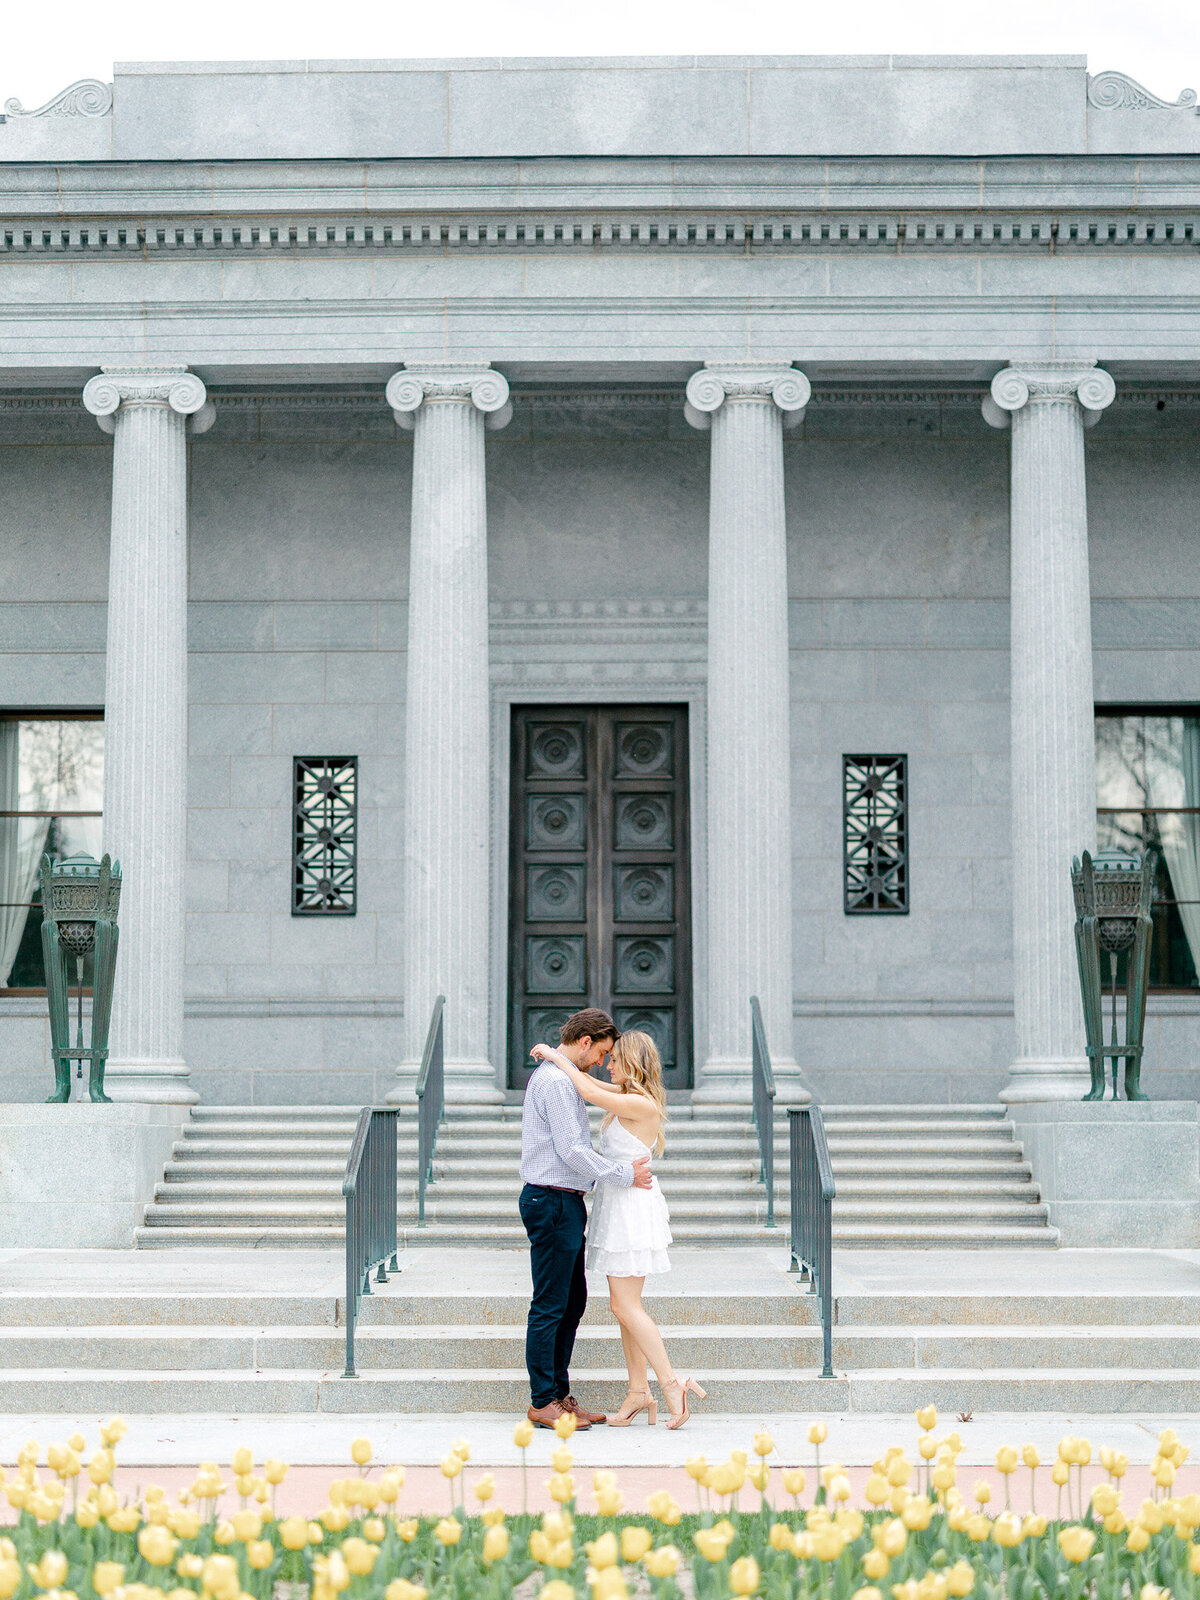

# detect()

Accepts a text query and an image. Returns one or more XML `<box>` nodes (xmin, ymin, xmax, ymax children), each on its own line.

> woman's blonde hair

<box><xmin>605</xmin><ymin>1030</ymin><xmax>667</xmax><ymax>1155</ymax></box>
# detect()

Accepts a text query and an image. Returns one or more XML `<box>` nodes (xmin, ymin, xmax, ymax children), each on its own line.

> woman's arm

<box><xmin>530</xmin><ymin>1043</ymin><xmax>656</xmax><ymax>1119</ymax></box>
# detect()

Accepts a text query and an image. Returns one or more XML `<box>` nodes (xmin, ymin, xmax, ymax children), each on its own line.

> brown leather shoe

<box><xmin>527</xmin><ymin>1400</ymin><xmax>591</xmax><ymax>1430</ymax></box>
<box><xmin>560</xmin><ymin>1392</ymin><xmax>607</xmax><ymax>1425</ymax></box>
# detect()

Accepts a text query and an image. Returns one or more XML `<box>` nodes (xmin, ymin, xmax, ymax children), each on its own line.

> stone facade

<box><xmin>2</xmin><ymin>58</ymin><xmax>1200</xmax><ymax>1105</ymax></box>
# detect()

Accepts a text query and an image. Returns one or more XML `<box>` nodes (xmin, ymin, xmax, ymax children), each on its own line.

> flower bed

<box><xmin>0</xmin><ymin>1410</ymin><xmax>1193</xmax><ymax>1599</ymax></box>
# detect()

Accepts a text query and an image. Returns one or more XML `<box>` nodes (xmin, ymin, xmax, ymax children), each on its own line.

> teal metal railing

<box><xmin>788</xmin><ymin>1104</ymin><xmax>836</xmax><ymax>1378</ymax></box>
<box><xmin>750</xmin><ymin>995</ymin><xmax>776</xmax><ymax>1228</ymax></box>
<box><xmin>342</xmin><ymin>1105</ymin><xmax>399</xmax><ymax>1378</ymax></box>
<box><xmin>415</xmin><ymin>993</ymin><xmax>446</xmax><ymax>1226</ymax></box>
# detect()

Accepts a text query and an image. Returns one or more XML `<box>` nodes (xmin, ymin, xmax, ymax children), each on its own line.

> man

<box><xmin>519</xmin><ymin>1007</ymin><xmax>652</xmax><ymax>1429</ymax></box>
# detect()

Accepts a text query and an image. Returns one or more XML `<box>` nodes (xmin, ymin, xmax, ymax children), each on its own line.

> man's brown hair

<box><xmin>560</xmin><ymin>1008</ymin><xmax>619</xmax><ymax>1046</ymax></box>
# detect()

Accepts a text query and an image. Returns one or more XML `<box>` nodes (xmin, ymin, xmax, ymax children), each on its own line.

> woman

<box><xmin>529</xmin><ymin>1030</ymin><xmax>707</xmax><ymax>1429</ymax></box>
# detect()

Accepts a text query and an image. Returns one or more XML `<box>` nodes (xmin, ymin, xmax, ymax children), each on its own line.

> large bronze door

<box><xmin>508</xmin><ymin>705</ymin><xmax>692</xmax><ymax>1090</ymax></box>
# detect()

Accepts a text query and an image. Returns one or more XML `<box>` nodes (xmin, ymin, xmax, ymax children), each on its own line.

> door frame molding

<box><xmin>488</xmin><ymin>677</ymin><xmax>707</xmax><ymax>1099</ymax></box>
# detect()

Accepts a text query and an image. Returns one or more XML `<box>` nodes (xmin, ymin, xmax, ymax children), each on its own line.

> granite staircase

<box><xmin>134</xmin><ymin>1102</ymin><xmax>1058</xmax><ymax>1250</ymax></box>
<box><xmin>2</xmin><ymin>1248</ymin><xmax>1197</xmax><ymax>1415</ymax></box>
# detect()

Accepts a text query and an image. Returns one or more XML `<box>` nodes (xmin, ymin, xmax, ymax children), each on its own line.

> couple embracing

<box><xmin>518</xmin><ymin>1007</ymin><xmax>707</xmax><ymax>1432</ymax></box>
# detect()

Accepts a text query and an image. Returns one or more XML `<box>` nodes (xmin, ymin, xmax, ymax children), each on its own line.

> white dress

<box><xmin>586</xmin><ymin>1118</ymin><xmax>672</xmax><ymax>1278</ymax></box>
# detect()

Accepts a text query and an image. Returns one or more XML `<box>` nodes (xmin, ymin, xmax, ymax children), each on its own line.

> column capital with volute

<box><xmin>982</xmin><ymin>360</ymin><xmax>1116</xmax><ymax>430</ymax></box>
<box><xmin>83</xmin><ymin>365</ymin><xmax>216</xmax><ymax>435</ymax></box>
<box><xmin>386</xmin><ymin>362</ymin><xmax>512</xmax><ymax>431</ymax></box>
<box><xmin>684</xmin><ymin>362</ymin><xmax>810</xmax><ymax>431</ymax></box>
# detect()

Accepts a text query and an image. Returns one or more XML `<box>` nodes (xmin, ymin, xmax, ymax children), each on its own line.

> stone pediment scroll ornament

<box><xmin>386</xmin><ymin>365</ymin><xmax>513</xmax><ymax>431</ymax></box>
<box><xmin>1087</xmin><ymin>71</ymin><xmax>1198</xmax><ymax>112</ymax></box>
<box><xmin>2</xmin><ymin>79</ymin><xmax>113</xmax><ymax>118</ymax></box>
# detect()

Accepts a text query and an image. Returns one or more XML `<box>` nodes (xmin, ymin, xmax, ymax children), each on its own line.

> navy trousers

<box><xmin>519</xmin><ymin>1183</ymin><xmax>588</xmax><ymax>1409</ymax></box>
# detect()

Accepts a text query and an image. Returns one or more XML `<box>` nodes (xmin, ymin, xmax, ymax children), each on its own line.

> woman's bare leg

<box><xmin>608</xmin><ymin>1275</ymin><xmax>678</xmax><ymax>1391</ymax></box>
<box><xmin>617</xmin><ymin>1316</ymin><xmax>649</xmax><ymax>1392</ymax></box>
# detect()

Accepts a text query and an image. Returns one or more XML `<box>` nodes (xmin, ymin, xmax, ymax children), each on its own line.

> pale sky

<box><xmin>3</xmin><ymin>0</ymin><xmax>1198</xmax><ymax>113</ymax></box>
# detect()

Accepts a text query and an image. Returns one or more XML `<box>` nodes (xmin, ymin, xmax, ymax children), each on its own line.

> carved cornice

<box><xmin>4</xmin><ymin>211</ymin><xmax>1200</xmax><ymax>257</ymax></box>
<box><xmin>1087</xmin><ymin>71</ymin><xmax>1198</xmax><ymax>112</ymax></box>
<box><xmin>2</xmin><ymin>79</ymin><xmax>112</xmax><ymax>120</ymax></box>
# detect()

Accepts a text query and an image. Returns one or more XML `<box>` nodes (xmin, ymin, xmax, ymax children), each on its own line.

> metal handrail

<box><xmin>749</xmin><ymin>995</ymin><xmax>776</xmax><ymax>1228</ymax></box>
<box><xmin>342</xmin><ymin>1105</ymin><xmax>400</xmax><ymax>1378</ymax></box>
<box><xmin>788</xmin><ymin>1105</ymin><xmax>836</xmax><ymax>1378</ymax></box>
<box><xmin>415</xmin><ymin>993</ymin><xmax>446</xmax><ymax>1226</ymax></box>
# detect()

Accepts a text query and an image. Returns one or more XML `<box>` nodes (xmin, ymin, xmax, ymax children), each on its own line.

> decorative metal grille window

<box><xmin>293</xmin><ymin>757</ymin><xmax>357</xmax><ymax>916</ymax></box>
<box><xmin>843</xmin><ymin>754</ymin><xmax>909</xmax><ymax>914</ymax></box>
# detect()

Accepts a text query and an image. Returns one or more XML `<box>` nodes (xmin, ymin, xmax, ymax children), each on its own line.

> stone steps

<box><xmin>137</xmin><ymin>1102</ymin><xmax>1058</xmax><ymax>1251</ymax></box>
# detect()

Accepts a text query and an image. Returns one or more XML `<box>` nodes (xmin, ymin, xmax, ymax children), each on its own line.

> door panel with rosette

<box><xmin>508</xmin><ymin>705</ymin><xmax>692</xmax><ymax>1090</ymax></box>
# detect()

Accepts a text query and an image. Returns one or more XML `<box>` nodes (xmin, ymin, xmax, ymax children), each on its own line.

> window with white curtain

<box><xmin>0</xmin><ymin>715</ymin><xmax>104</xmax><ymax>992</ymax></box>
<box><xmin>1095</xmin><ymin>709</ymin><xmax>1200</xmax><ymax>991</ymax></box>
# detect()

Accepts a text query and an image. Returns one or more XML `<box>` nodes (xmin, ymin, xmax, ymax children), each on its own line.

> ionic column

<box><xmin>82</xmin><ymin>366</ymin><xmax>215</xmax><ymax>1103</ymax></box>
<box><xmin>686</xmin><ymin>362</ymin><xmax>810</xmax><ymax>1104</ymax></box>
<box><xmin>385</xmin><ymin>364</ymin><xmax>511</xmax><ymax>1104</ymax></box>
<box><xmin>983</xmin><ymin>361</ymin><xmax>1116</xmax><ymax>1102</ymax></box>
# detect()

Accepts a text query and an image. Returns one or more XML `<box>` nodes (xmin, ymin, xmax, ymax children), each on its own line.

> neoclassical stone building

<box><xmin>3</xmin><ymin>55</ymin><xmax>1200</xmax><ymax>1109</ymax></box>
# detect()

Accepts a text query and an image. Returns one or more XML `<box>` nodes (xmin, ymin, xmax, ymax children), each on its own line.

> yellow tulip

<box><xmin>768</xmin><ymin>1522</ymin><xmax>793</xmax><ymax>1552</ymax></box>
<box><xmin>108</xmin><ymin>1507</ymin><xmax>141</xmax><ymax>1533</ymax></box>
<box><xmin>231</xmin><ymin>1446</ymin><xmax>253</xmax><ymax>1475</ymax></box>
<box><xmin>902</xmin><ymin>1497</ymin><xmax>935</xmax><ymax>1531</ymax></box>
<box><xmin>384</xmin><ymin>1582</ymin><xmax>428</xmax><ymax>1600</ymax></box>
<box><xmin>434</xmin><ymin>1517</ymin><xmax>462</xmax><ymax>1546</ymax></box>
<box><xmin>644</xmin><ymin>1546</ymin><xmax>680</xmax><ymax>1578</ymax></box>
<box><xmin>1154</xmin><ymin>1459</ymin><xmax>1177</xmax><ymax>1488</ymax></box>
<box><xmin>586</xmin><ymin>1532</ymin><xmax>619</xmax><ymax>1569</ymax></box>
<box><xmin>246</xmin><ymin>1540</ymin><xmax>274</xmax><ymax>1571</ymax></box>
<box><xmin>1140</xmin><ymin>1501</ymin><xmax>1166</xmax><ymax>1534</ymax></box>
<box><xmin>813</xmin><ymin>1525</ymin><xmax>845</xmax><ymax>1561</ymax></box>
<box><xmin>1051</xmin><ymin>1459</ymin><xmax>1070</xmax><ymax>1486</ymax></box>
<box><xmin>1092</xmin><ymin>1484</ymin><xmax>1121</xmax><ymax>1516</ymax></box>
<box><xmin>359</xmin><ymin>1517</ymin><xmax>384</xmax><ymax>1543</ymax></box>
<box><xmin>99</xmin><ymin>1418</ymin><xmax>127</xmax><ymax>1447</ymax></box>
<box><xmin>482</xmin><ymin>1524</ymin><xmax>510</xmax><ymax>1563</ymax></box>
<box><xmin>482</xmin><ymin>1508</ymin><xmax>507</xmax><ymax>1527</ymax></box>
<box><xmin>547</xmin><ymin>1539</ymin><xmax>575</xmax><ymax>1570</ymax></box>
<box><xmin>748</xmin><ymin>1460</ymin><xmax>770</xmax><ymax>1492</ymax></box>
<box><xmin>1058</xmin><ymin>1527</ymin><xmax>1096</xmax><ymax>1564</ymax></box>
<box><xmin>862</xmin><ymin>1548</ymin><xmax>889</xmax><ymax>1579</ymax></box>
<box><xmin>440</xmin><ymin>1452</ymin><xmax>462</xmax><ymax>1480</ymax></box>
<box><xmin>340</xmin><ymin>1538</ymin><xmax>378</xmax><ymax>1577</ymax></box>
<box><xmin>309</xmin><ymin>1522</ymin><xmax>325</xmax><ymax>1544</ymax></box>
<box><xmin>966</xmin><ymin>1514</ymin><xmax>992</xmax><ymax>1543</ymax></box>
<box><xmin>91</xmin><ymin>1564</ymin><xmax>125</xmax><ymax>1598</ymax></box>
<box><xmin>693</xmin><ymin>1527</ymin><xmax>731</xmax><ymax>1562</ymax></box>
<box><xmin>394</xmin><ymin>1517</ymin><xmax>419</xmax><ymax>1543</ymax></box>
<box><xmin>349</xmin><ymin>1438</ymin><xmax>372</xmax><ymax>1467</ymax></box>
<box><xmin>973</xmin><ymin>1480</ymin><xmax>991</xmax><ymax>1506</ymax></box>
<box><xmin>551</xmin><ymin>1447</ymin><xmax>574</xmax><ymax>1475</ymax></box>
<box><xmin>232</xmin><ymin>1508</ymin><xmax>262</xmax><ymax>1542</ymax></box>
<box><xmin>932</xmin><ymin>1463</ymin><xmax>956</xmax><ymax>1493</ymax></box>
<box><xmin>28</xmin><ymin>1551</ymin><xmax>69</xmax><ymax>1589</ymax></box>
<box><xmin>87</xmin><ymin>1450</ymin><xmax>115</xmax><ymax>1486</ymax></box>
<box><xmin>595</xmin><ymin>1487</ymin><xmax>623</xmax><ymax>1517</ymax></box>
<box><xmin>878</xmin><ymin>1519</ymin><xmax>907</xmax><ymax>1558</ymax></box>
<box><xmin>278</xmin><ymin>1515</ymin><xmax>309</xmax><ymax>1550</ymax></box>
<box><xmin>474</xmin><ymin>1473</ymin><xmax>496</xmax><ymax>1502</ymax></box>
<box><xmin>808</xmin><ymin>1421</ymin><xmax>828</xmax><ymax>1444</ymax></box>
<box><xmin>753</xmin><ymin>1430</ymin><xmax>774</xmax><ymax>1457</ymax></box>
<box><xmin>864</xmin><ymin>1473</ymin><xmax>889</xmax><ymax>1506</ymax></box>
<box><xmin>946</xmin><ymin>1559</ymin><xmax>975</xmax><ymax>1597</ymax></box>
<box><xmin>535</xmin><ymin>1585</ymin><xmax>575</xmax><ymax>1600</ymax></box>
<box><xmin>379</xmin><ymin>1471</ymin><xmax>404</xmax><ymax>1504</ymax></box>
<box><xmin>620</xmin><ymin>1526</ymin><xmax>652</xmax><ymax>1563</ymax></box>
<box><xmin>591</xmin><ymin>1572</ymin><xmax>628</xmax><ymax>1600</ymax></box>
<box><xmin>137</xmin><ymin>1526</ymin><xmax>178</xmax><ymax>1566</ymax></box>
<box><xmin>887</xmin><ymin>1457</ymin><xmax>912</xmax><ymax>1488</ymax></box>
<box><xmin>995</xmin><ymin>1447</ymin><xmax>1018</xmax><ymax>1475</ymax></box>
<box><xmin>1103</xmin><ymin>1510</ymin><xmax>1128</xmax><ymax>1535</ymax></box>
<box><xmin>781</xmin><ymin>1466</ymin><xmax>806</xmax><ymax>1498</ymax></box>
<box><xmin>514</xmin><ymin>1420</ymin><xmax>535</xmax><ymax>1449</ymax></box>
<box><xmin>554</xmin><ymin>1412</ymin><xmax>578</xmax><ymax>1440</ymax></box>
<box><xmin>1191</xmin><ymin>1545</ymin><xmax>1200</xmax><ymax>1576</ymax></box>
<box><xmin>645</xmin><ymin>1490</ymin><xmax>674</xmax><ymax>1523</ymax></box>
<box><xmin>852</xmin><ymin>1591</ymin><xmax>884</xmax><ymax>1600</ymax></box>
<box><xmin>729</xmin><ymin>1556</ymin><xmax>760</xmax><ymax>1596</ymax></box>
<box><xmin>685</xmin><ymin>1455</ymin><xmax>708</xmax><ymax>1481</ymax></box>
<box><xmin>548</xmin><ymin>1474</ymin><xmax>575</xmax><ymax>1504</ymax></box>
<box><xmin>991</xmin><ymin>1513</ymin><xmax>1023</xmax><ymax>1548</ymax></box>
<box><xmin>1126</xmin><ymin>1524</ymin><xmax>1151</xmax><ymax>1553</ymax></box>
<box><xmin>829</xmin><ymin>1473</ymin><xmax>853</xmax><ymax>1503</ymax></box>
<box><xmin>916</xmin><ymin>1406</ymin><xmax>937</xmax><ymax>1431</ymax></box>
<box><xmin>176</xmin><ymin>1554</ymin><xmax>204</xmax><ymax>1579</ymax></box>
<box><xmin>74</xmin><ymin>1502</ymin><xmax>98</xmax><ymax>1530</ymax></box>
<box><xmin>1021</xmin><ymin>1514</ymin><xmax>1047</xmax><ymax>1538</ymax></box>
<box><xmin>200</xmin><ymin>1555</ymin><xmax>240</xmax><ymax>1600</ymax></box>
